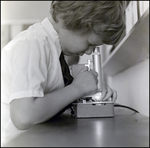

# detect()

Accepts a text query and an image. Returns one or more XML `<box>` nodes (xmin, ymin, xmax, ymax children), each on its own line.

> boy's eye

<box><xmin>88</xmin><ymin>43</ymin><xmax>94</xmax><ymax>47</ymax></box>
<box><xmin>87</xmin><ymin>41</ymin><xmax>91</xmax><ymax>46</ymax></box>
<box><xmin>88</xmin><ymin>42</ymin><xmax>97</xmax><ymax>47</ymax></box>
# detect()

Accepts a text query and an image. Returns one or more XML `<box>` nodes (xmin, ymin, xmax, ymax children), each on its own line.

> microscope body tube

<box><xmin>92</xmin><ymin>47</ymin><xmax>103</xmax><ymax>92</ymax></box>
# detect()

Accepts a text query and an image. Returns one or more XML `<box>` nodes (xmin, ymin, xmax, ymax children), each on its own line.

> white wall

<box><xmin>1</xmin><ymin>1</ymin><xmax>51</xmax><ymax>21</ymax></box>
<box><xmin>107</xmin><ymin>59</ymin><xmax>149</xmax><ymax>117</ymax></box>
<box><xmin>1</xmin><ymin>1</ymin><xmax>52</xmax><ymax>49</ymax></box>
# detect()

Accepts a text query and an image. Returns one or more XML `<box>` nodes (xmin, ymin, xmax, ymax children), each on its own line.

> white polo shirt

<box><xmin>1</xmin><ymin>17</ymin><xmax>64</xmax><ymax>145</ymax></box>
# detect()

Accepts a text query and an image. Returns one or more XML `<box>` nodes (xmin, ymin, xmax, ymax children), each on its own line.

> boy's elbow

<box><xmin>10</xmin><ymin>98</ymin><xmax>35</xmax><ymax>130</ymax></box>
<box><xmin>10</xmin><ymin>107</ymin><xmax>33</xmax><ymax>130</ymax></box>
<box><xmin>14</xmin><ymin>119</ymin><xmax>32</xmax><ymax>131</ymax></box>
<box><xmin>11</xmin><ymin>112</ymin><xmax>33</xmax><ymax>130</ymax></box>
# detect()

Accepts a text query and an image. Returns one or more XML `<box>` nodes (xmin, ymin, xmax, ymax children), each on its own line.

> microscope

<box><xmin>72</xmin><ymin>46</ymin><xmax>114</xmax><ymax>118</ymax></box>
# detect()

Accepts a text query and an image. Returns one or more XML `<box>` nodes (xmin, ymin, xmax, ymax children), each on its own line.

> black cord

<box><xmin>114</xmin><ymin>103</ymin><xmax>139</xmax><ymax>113</ymax></box>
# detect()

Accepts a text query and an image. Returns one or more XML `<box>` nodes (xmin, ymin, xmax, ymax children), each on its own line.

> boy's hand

<box><xmin>101</xmin><ymin>83</ymin><xmax>117</xmax><ymax>102</ymax></box>
<box><xmin>71</xmin><ymin>66</ymin><xmax>98</xmax><ymax>97</ymax></box>
<box><xmin>70</xmin><ymin>64</ymin><xmax>88</xmax><ymax>78</ymax></box>
<box><xmin>70</xmin><ymin>64</ymin><xmax>117</xmax><ymax>102</ymax></box>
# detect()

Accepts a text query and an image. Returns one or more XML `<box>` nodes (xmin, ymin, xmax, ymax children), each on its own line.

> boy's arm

<box><xmin>10</xmin><ymin>71</ymin><xmax>98</xmax><ymax>130</ymax></box>
<box><xmin>10</xmin><ymin>84</ymin><xmax>81</xmax><ymax>130</ymax></box>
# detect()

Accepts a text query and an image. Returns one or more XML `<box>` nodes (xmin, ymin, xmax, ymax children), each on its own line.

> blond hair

<box><xmin>51</xmin><ymin>1</ymin><xmax>125</xmax><ymax>45</ymax></box>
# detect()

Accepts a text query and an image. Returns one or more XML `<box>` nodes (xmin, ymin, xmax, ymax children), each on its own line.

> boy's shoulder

<box><xmin>25</xmin><ymin>22</ymin><xmax>48</xmax><ymax>41</ymax></box>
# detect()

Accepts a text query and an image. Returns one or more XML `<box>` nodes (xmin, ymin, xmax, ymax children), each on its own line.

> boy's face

<box><xmin>58</xmin><ymin>28</ymin><xmax>104</xmax><ymax>56</ymax></box>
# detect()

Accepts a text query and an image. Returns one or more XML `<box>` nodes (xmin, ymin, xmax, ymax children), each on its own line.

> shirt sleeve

<box><xmin>7</xmin><ymin>38</ymin><xmax>49</xmax><ymax>103</ymax></box>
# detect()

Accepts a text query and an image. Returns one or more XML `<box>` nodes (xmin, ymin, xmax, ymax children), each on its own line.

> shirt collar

<box><xmin>41</xmin><ymin>17</ymin><xmax>62</xmax><ymax>56</ymax></box>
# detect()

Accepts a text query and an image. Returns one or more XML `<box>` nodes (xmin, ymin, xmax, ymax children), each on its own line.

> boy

<box><xmin>1</xmin><ymin>1</ymin><xmax>125</xmax><ymax>145</ymax></box>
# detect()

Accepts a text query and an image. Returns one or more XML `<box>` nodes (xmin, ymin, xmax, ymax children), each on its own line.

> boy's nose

<box><xmin>85</xmin><ymin>47</ymin><xmax>95</xmax><ymax>55</ymax></box>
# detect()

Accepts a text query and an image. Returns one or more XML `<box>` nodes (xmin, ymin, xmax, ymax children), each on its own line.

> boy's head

<box><xmin>50</xmin><ymin>1</ymin><xmax>126</xmax><ymax>45</ymax></box>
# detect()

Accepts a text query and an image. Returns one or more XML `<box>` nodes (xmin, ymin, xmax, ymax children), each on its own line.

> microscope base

<box><xmin>72</xmin><ymin>102</ymin><xmax>114</xmax><ymax>118</ymax></box>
